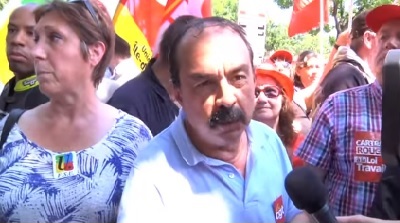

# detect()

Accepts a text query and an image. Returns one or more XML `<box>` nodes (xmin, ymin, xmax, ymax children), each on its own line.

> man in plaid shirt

<box><xmin>296</xmin><ymin>4</ymin><xmax>400</xmax><ymax>216</ymax></box>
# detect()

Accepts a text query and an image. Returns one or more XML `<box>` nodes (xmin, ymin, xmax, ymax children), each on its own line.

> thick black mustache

<box><xmin>209</xmin><ymin>105</ymin><xmax>245</xmax><ymax>128</ymax></box>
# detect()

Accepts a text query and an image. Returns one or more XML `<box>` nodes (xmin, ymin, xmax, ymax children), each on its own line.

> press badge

<box><xmin>353</xmin><ymin>131</ymin><xmax>383</xmax><ymax>182</ymax></box>
<box><xmin>52</xmin><ymin>151</ymin><xmax>78</xmax><ymax>179</ymax></box>
<box><xmin>273</xmin><ymin>195</ymin><xmax>285</xmax><ymax>223</ymax></box>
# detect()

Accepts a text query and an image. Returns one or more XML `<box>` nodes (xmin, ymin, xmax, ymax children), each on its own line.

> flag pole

<box><xmin>348</xmin><ymin>0</ymin><xmax>354</xmax><ymax>30</ymax></box>
<box><xmin>319</xmin><ymin>0</ymin><xmax>324</xmax><ymax>56</ymax></box>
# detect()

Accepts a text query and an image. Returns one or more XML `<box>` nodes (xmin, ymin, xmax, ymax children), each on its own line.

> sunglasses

<box><xmin>255</xmin><ymin>85</ymin><xmax>282</xmax><ymax>99</ymax></box>
<box><xmin>69</xmin><ymin>0</ymin><xmax>100</xmax><ymax>25</ymax></box>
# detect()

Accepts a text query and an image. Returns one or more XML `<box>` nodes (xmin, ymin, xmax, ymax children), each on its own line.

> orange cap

<box><xmin>255</xmin><ymin>62</ymin><xmax>294</xmax><ymax>101</ymax></box>
<box><xmin>270</xmin><ymin>50</ymin><xmax>293</xmax><ymax>63</ymax></box>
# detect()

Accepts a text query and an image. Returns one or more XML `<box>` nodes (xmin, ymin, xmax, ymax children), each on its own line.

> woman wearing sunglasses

<box><xmin>253</xmin><ymin>62</ymin><xmax>305</xmax><ymax>167</ymax></box>
<box><xmin>0</xmin><ymin>1</ymin><xmax>152</xmax><ymax>222</ymax></box>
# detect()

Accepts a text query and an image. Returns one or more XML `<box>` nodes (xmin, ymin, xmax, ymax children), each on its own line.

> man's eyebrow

<box><xmin>188</xmin><ymin>73</ymin><xmax>217</xmax><ymax>81</ymax></box>
<box><xmin>188</xmin><ymin>64</ymin><xmax>250</xmax><ymax>80</ymax></box>
<box><xmin>226</xmin><ymin>64</ymin><xmax>250</xmax><ymax>75</ymax></box>
<box><xmin>8</xmin><ymin>23</ymin><xmax>35</xmax><ymax>30</ymax></box>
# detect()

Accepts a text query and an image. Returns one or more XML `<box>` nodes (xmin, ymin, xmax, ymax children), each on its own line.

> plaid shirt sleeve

<box><xmin>295</xmin><ymin>97</ymin><xmax>335</xmax><ymax>170</ymax></box>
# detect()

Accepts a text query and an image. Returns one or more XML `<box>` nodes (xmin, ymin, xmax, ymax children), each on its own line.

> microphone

<box><xmin>284</xmin><ymin>166</ymin><xmax>338</xmax><ymax>223</ymax></box>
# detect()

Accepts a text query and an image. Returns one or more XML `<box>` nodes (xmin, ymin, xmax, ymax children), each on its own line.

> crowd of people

<box><xmin>0</xmin><ymin>0</ymin><xmax>399</xmax><ymax>222</ymax></box>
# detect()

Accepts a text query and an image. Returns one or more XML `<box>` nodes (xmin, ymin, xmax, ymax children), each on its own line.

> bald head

<box><xmin>9</xmin><ymin>4</ymin><xmax>38</xmax><ymax>21</ymax></box>
<box><xmin>6</xmin><ymin>4</ymin><xmax>38</xmax><ymax>79</ymax></box>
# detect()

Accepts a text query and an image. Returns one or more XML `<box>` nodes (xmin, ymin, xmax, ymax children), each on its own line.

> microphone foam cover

<box><xmin>284</xmin><ymin>166</ymin><xmax>328</xmax><ymax>213</ymax></box>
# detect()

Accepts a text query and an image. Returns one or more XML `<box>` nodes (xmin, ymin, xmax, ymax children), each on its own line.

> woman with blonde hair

<box><xmin>0</xmin><ymin>1</ymin><xmax>152</xmax><ymax>222</ymax></box>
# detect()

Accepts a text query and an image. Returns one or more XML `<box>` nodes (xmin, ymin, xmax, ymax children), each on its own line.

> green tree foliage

<box><xmin>274</xmin><ymin>0</ymin><xmax>393</xmax><ymax>37</ymax></box>
<box><xmin>212</xmin><ymin>0</ymin><xmax>238</xmax><ymax>22</ymax></box>
<box><xmin>0</xmin><ymin>0</ymin><xmax>10</xmax><ymax>11</ymax></box>
<box><xmin>265</xmin><ymin>20</ymin><xmax>332</xmax><ymax>56</ymax></box>
<box><xmin>212</xmin><ymin>0</ymin><xmax>332</xmax><ymax>56</ymax></box>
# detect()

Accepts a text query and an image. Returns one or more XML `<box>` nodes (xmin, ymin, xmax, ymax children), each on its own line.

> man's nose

<box><xmin>215</xmin><ymin>79</ymin><xmax>237</xmax><ymax>107</ymax></box>
<box><xmin>10</xmin><ymin>31</ymin><xmax>27</xmax><ymax>46</ymax></box>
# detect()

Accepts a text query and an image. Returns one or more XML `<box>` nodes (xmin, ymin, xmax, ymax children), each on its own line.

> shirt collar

<box><xmin>170</xmin><ymin>110</ymin><xmax>208</xmax><ymax>166</ymax></box>
<box><xmin>14</xmin><ymin>75</ymin><xmax>38</xmax><ymax>92</ymax></box>
<box><xmin>170</xmin><ymin>109</ymin><xmax>258</xmax><ymax>167</ymax></box>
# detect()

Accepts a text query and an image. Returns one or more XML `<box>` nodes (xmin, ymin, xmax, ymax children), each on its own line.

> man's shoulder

<box><xmin>317</xmin><ymin>83</ymin><xmax>374</xmax><ymax>117</ymax></box>
<box><xmin>331</xmin><ymin>61</ymin><xmax>362</xmax><ymax>73</ymax></box>
<box><xmin>248</xmin><ymin>120</ymin><xmax>293</xmax><ymax>180</ymax></box>
<box><xmin>108</xmin><ymin>74</ymin><xmax>152</xmax><ymax>103</ymax></box>
<box><xmin>324</xmin><ymin>62</ymin><xmax>365</xmax><ymax>84</ymax></box>
<box><xmin>115</xmin><ymin>74</ymin><xmax>149</xmax><ymax>92</ymax></box>
<box><xmin>249</xmin><ymin>120</ymin><xmax>277</xmax><ymax>137</ymax></box>
<box><xmin>133</xmin><ymin>127</ymin><xmax>177</xmax><ymax>166</ymax></box>
<box><xmin>327</xmin><ymin>81</ymin><xmax>372</xmax><ymax>102</ymax></box>
<box><xmin>248</xmin><ymin>120</ymin><xmax>287</xmax><ymax>153</ymax></box>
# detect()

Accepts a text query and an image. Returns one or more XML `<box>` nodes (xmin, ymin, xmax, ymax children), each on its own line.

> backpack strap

<box><xmin>0</xmin><ymin>109</ymin><xmax>26</xmax><ymax>150</ymax></box>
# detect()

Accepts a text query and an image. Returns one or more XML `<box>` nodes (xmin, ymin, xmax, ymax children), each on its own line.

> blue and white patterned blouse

<box><xmin>0</xmin><ymin>110</ymin><xmax>152</xmax><ymax>223</ymax></box>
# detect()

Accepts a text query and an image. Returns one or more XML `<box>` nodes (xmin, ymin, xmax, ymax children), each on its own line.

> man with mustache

<box><xmin>295</xmin><ymin>4</ymin><xmax>400</xmax><ymax>216</ymax></box>
<box><xmin>117</xmin><ymin>17</ymin><xmax>312</xmax><ymax>223</ymax></box>
<box><xmin>0</xmin><ymin>4</ymin><xmax>48</xmax><ymax>114</ymax></box>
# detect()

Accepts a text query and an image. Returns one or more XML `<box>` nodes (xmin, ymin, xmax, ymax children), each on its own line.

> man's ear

<box><xmin>88</xmin><ymin>41</ymin><xmax>106</xmax><ymax>66</ymax></box>
<box><xmin>172</xmin><ymin>86</ymin><xmax>183</xmax><ymax>105</ymax></box>
<box><xmin>363</xmin><ymin>30</ymin><xmax>377</xmax><ymax>50</ymax></box>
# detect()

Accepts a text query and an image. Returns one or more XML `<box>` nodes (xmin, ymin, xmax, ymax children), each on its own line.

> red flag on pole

<box><xmin>288</xmin><ymin>0</ymin><xmax>329</xmax><ymax>37</ymax></box>
<box><xmin>113</xmin><ymin>0</ymin><xmax>211</xmax><ymax>70</ymax></box>
<box><xmin>152</xmin><ymin>0</ymin><xmax>212</xmax><ymax>54</ymax></box>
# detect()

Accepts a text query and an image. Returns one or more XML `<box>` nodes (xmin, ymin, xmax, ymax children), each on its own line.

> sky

<box><xmin>264</xmin><ymin>0</ymin><xmax>292</xmax><ymax>25</ymax></box>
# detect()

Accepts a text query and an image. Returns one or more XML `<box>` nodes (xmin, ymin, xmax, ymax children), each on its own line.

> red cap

<box><xmin>366</xmin><ymin>4</ymin><xmax>400</xmax><ymax>33</ymax></box>
<box><xmin>270</xmin><ymin>50</ymin><xmax>293</xmax><ymax>63</ymax></box>
<box><xmin>255</xmin><ymin>62</ymin><xmax>294</xmax><ymax>101</ymax></box>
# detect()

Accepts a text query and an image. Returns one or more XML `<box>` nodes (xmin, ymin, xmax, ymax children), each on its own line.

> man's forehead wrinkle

<box><xmin>184</xmin><ymin>26</ymin><xmax>237</xmax><ymax>44</ymax></box>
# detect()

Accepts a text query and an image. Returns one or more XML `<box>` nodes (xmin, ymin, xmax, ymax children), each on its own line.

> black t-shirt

<box><xmin>314</xmin><ymin>62</ymin><xmax>368</xmax><ymax>110</ymax></box>
<box><xmin>107</xmin><ymin>59</ymin><xmax>179</xmax><ymax>136</ymax></box>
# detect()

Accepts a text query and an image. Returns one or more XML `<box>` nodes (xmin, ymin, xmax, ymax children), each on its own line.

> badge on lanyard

<box><xmin>52</xmin><ymin>151</ymin><xmax>78</xmax><ymax>179</ymax></box>
<box><xmin>353</xmin><ymin>131</ymin><xmax>383</xmax><ymax>182</ymax></box>
<box><xmin>273</xmin><ymin>195</ymin><xmax>285</xmax><ymax>223</ymax></box>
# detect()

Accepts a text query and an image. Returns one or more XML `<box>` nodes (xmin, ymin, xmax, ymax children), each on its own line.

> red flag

<box><xmin>152</xmin><ymin>0</ymin><xmax>212</xmax><ymax>54</ymax></box>
<box><xmin>288</xmin><ymin>0</ymin><xmax>329</xmax><ymax>37</ymax></box>
<box><xmin>113</xmin><ymin>0</ymin><xmax>212</xmax><ymax>70</ymax></box>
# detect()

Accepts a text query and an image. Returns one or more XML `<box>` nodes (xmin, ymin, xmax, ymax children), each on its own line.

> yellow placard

<box><xmin>0</xmin><ymin>1</ymin><xmax>22</xmax><ymax>84</ymax></box>
<box><xmin>113</xmin><ymin>3</ymin><xmax>153</xmax><ymax>71</ymax></box>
